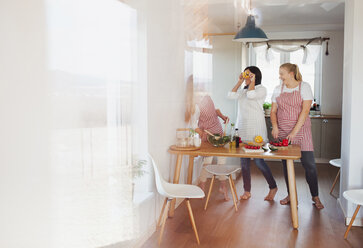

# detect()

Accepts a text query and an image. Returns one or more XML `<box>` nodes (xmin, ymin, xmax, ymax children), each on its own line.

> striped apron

<box><xmin>276</xmin><ymin>83</ymin><xmax>314</xmax><ymax>151</ymax></box>
<box><xmin>198</xmin><ymin>95</ymin><xmax>223</xmax><ymax>142</ymax></box>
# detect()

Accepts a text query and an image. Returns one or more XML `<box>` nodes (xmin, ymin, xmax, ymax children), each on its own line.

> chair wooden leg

<box><xmin>204</xmin><ymin>175</ymin><xmax>215</xmax><ymax>210</ymax></box>
<box><xmin>231</xmin><ymin>175</ymin><xmax>238</xmax><ymax>200</ymax></box>
<box><xmin>186</xmin><ymin>199</ymin><xmax>200</xmax><ymax>245</ymax></box>
<box><xmin>157</xmin><ymin>198</ymin><xmax>168</xmax><ymax>227</ymax></box>
<box><xmin>228</xmin><ymin>175</ymin><xmax>238</xmax><ymax>212</ymax></box>
<box><xmin>158</xmin><ymin>199</ymin><xmax>171</xmax><ymax>245</ymax></box>
<box><xmin>344</xmin><ymin>205</ymin><xmax>361</xmax><ymax>239</ymax></box>
<box><xmin>330</xmin><ymin>169</ymin><xmax>340</xmax><ymax>195</ymax></box>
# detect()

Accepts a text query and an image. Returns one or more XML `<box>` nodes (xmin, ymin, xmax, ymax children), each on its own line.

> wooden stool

<box><xmin>329</xmin><ymin>158</ymin><xmax>342</xmax><ymax>195</ymax></box>
<box><xmin>204</xmin><ymin>165</ymin><xmax>241</xmax><ymax>212</ymax></box>
<box><xmin>343</xmin><ymin>189</ymin><xmax>363</xmax><ymax>239</ymax></box>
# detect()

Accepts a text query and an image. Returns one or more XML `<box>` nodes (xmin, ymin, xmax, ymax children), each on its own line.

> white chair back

<box><xmin>148</xmin><ymin>154</ymin><xmax>168</xmax><ymax>197</ymax></box>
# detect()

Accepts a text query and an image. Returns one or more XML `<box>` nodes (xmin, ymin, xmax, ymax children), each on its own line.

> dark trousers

<box><xmin>240</xmin><ymin>158</ymin><xmax>277</xmax><ymax>192</ymax></box>
<box><xmin>282</xmin><ymin>151</ymin><xmax>319</xmax><ymax>197</ymax></box>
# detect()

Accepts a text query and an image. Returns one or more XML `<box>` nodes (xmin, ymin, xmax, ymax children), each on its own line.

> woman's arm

<box><xmin>216</xmin><ymin>109</ymin><xmax>229</xmax><ymax>123</ymax></box>
<box><xmin>228</xmin><ymin>73</ymin><xmax>245</xmax><ymax>99</ymax></box>
<box><xmin>190</xmin><ymin>105</ymin><xmax>203</xmax><ymax>136</ymax></box>
<box><xmin>287</xmin><ymin>100</ymin><xmax>312</xmax><ymax>141</ymax></box>
<box><xmin>231</xmin><ymin>73</ymin><xmax>244</xmax><ymax>92</ymax></box>
<box><xmin>270</xmin><ymin>102</ymin><xmax>279</xmax><ymax>139</ymax></box>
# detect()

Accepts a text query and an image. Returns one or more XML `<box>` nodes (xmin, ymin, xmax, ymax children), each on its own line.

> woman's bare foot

<box><xmin>219</xmin><ymin>181</ymin><xmax>230</xmax><ymax>201</ymax></box>
<box><xmin>280</xmin><ymin>195</ymin><xmax>290</xmax><ymax>205</ymax></box>
<box><xmin>312</xmin><ymin>196</ymin><xmax>324</xmax><ymax>209</ymax></box>
<box><xmin>264</xmin><ymin>187</ymin><xmax>278</xmax><ymax>201</ymax></box>
<box><xmin>240</xmin><ymin>191</ymin><xmax>251</xmax><ymax>200</ymax></box>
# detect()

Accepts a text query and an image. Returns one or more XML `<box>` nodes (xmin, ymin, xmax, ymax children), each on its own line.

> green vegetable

<box><xmin>261</xmin><ymin>147</ymin><xmax>269</xmax><ymax>152</ymax></box>
<box><xmin>208</xmin><ymin>134</ymin><xmax>231</xmax><ymax>147</ymax></box>
<box><xmin>263</xmin><ymin>102</ymin><xmax>272</xmax><ymax>110</ymax></box>
<box><xmin>269</xmin><ymin>145</ymin><xmax>278</xmax><ymax>151</ymax></box>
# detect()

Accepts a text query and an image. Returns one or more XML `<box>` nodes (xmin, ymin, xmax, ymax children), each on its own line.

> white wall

<box><xmin>211</xmin><ymin>35</ymin><xmax>242</xmax><ymax>129</ymax></box>
<box><xmin>0</xmin><ymin>1</ymin><xmax>51</xmax><ymax>247</ymax></box>
<box><xmin>132</xmin><ymin>0</ymin><xmax>196</xmax><ymax>244</ymax></box>
<box><xmin>340</xmin><ymin>0</ymin><xmax>363</xmax><ymax>224</ymax></box>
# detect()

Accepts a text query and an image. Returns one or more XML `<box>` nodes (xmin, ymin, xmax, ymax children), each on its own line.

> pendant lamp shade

<box><xmin>234</xmin><ymin>15</ymin><xmax>268</xmax><ymax>43</ymax></box>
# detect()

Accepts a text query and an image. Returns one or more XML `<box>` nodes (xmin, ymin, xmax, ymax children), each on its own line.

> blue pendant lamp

<box><xmin>234</xmin><ymin>0</ymin><xmax>268</xmax><ymax>43</ymax></box>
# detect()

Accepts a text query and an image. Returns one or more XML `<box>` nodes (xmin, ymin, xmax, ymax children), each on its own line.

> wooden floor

<box><xmin>141</xmin><ymin>161</ymin><xmax>363</xmax><ymax>248</ymax></box>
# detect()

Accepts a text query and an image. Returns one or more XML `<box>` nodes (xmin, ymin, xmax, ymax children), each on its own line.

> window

<box><xmin>47</xmin><ymin>0</ymin><xmax>145</xmax><ymax>246</ymax></box>
<box><xmin>251</xmin><ymin>45</ymin><xmax>322</xmax><ymax>104</ymax></box>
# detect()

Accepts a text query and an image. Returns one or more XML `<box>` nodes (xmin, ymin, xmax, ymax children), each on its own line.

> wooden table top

<box><xmin>169</xmin><ymin>143</ymin><xmax>301</xmax><ymax>160</ymax></box>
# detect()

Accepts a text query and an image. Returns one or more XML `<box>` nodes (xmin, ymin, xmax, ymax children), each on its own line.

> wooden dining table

<box><xmin>167</xmin><ymin>143</ymin><xmax>302</xmax><ymax>229</ymax></box>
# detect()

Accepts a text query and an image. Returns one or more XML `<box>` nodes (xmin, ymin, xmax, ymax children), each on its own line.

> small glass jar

<box><xmin>176</xmin><ymin>128</ymin><xmax>189</xmax><ymax>147</ymax></box>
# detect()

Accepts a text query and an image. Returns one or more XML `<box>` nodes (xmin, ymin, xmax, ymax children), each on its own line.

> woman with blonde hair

<box><xmin>270</xmin><ymin>63</ymin><xmax>324</xmax><ymax>209</ymax></box>
<box><xmin>185</xmin><ymin>76</ymin><xmax>230</xmax><ymax>201</ymax></box>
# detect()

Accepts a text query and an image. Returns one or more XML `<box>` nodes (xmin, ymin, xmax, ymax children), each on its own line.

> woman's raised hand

<box><xmin>239</xmin><ymin>73</ymin><xmax>244</xmax><ymax>81</ymax></box>
<box><xmin>249</xmin><ymin>72</ymin><xmax>256</xmax><ymax>84</ymax></box>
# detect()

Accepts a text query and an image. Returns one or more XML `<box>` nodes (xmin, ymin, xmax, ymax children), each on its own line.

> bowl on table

<box><xmin>207</xmin><ymin>134</ymin><xmax>231</xmax><ymax>147</ymax></box>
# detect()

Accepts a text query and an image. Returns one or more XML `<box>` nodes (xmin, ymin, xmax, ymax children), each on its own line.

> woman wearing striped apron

<box><xmin>270</xmin><ymin>63</ymin><xmax>324</xmax><ymax>209</ymax></box>
<box><xmin>185</xmin><ymin>77</ymin><xmax>230</xmax><ymax>201</ymax></box>
<box><xmin>192</xmin><ymin>95</ymin><xmax>230</xmax><ymax>200</ymax></box>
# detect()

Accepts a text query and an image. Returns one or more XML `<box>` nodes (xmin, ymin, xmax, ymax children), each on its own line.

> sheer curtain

<box><xmin>252</xmin><ymin>39</ymin><xmax>323</xmax><ymax>103</ymax></box>
<box><xmin>47</xmin><ymin>0</ymin><xmax>142</xmax><ymax>246</ymax></box>
<box><xmin>253</xmin><ymin>41</ymin><xmax>322</xmax><ymax>65</ymax></box>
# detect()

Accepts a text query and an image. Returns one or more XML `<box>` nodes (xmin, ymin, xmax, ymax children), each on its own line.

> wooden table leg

<box><xmin>169</xmin><ymin>154</ymin><xmax>183</xmax><ymax>217</ymax></box>
<box><xmin>287</xmin><ymin>159</ymin><xmax>299</xmax><ymax>229</ymax></box>
<box><xmin>187</xmin><ymin>155</ymin><xmax>196</xmax><ymax>184</ymax></box>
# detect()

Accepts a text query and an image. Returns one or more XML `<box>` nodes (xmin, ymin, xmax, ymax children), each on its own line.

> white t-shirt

<box><xmin>271</xmin><ymin>82</ymin><xmax>314</xmax><ymax>103</ymax></box>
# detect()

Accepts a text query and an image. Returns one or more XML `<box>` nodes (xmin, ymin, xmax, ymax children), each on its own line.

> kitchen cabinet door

<box><xmin>310</xmin><ymin>119</ymin><xmax>322</xmax><ymax>158</ymax></box>
<box><xmin>321</xmin><ymin>119</ymin><xmax>342</xmax><ymax>159</ymax></box>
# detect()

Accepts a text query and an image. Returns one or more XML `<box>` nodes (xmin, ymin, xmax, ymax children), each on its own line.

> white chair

<box><xmin>329</xmin><ymin>158</ymin><xmax>342</xmax><ymax>195</ymax></box>
<box><xmin>343</xmin><ymin>189</ymin><xmax>363</xmax><ymax>239</ymax></box>
<box><xmin>149</xmin><ymin>155</ymin><xmax>205</xmax><ymax>245</ymax></box>
<box><xmin>204</xmin><ymin>165</ymin><xmax>241</xmax><ymax>212</ymax></box>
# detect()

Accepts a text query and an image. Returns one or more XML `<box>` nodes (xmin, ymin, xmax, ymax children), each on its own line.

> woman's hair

<box><xmin>280</xmin><ymin>63</ymin><xmax>303</xmax><ymax>82</ymax></box>
<box><xmin>185</xmin><ymin>75</ymin><xmax>195</xmax><ymax>123</ymax></box>
<box><xmin>243</xmin><ymin>66</ymin><xmax>262</xmax><ymax>89</ymax></box>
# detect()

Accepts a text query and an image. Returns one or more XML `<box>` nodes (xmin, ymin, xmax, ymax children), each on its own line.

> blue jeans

<box><xmin>240</xmin><ymin>158</ymin><xmax>277</xmax><ymax>192</ymax></box>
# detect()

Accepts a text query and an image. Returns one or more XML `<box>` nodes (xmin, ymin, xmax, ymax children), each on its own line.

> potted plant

<box><xmin>263</xmin><ymin>102</ymin><xmax>272</xmax><ymax>115</ymax></box>
<box><xmin>132</xmin><ymin>158</ymin><xmax>147</xmax><ymax>199</ymax></box>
